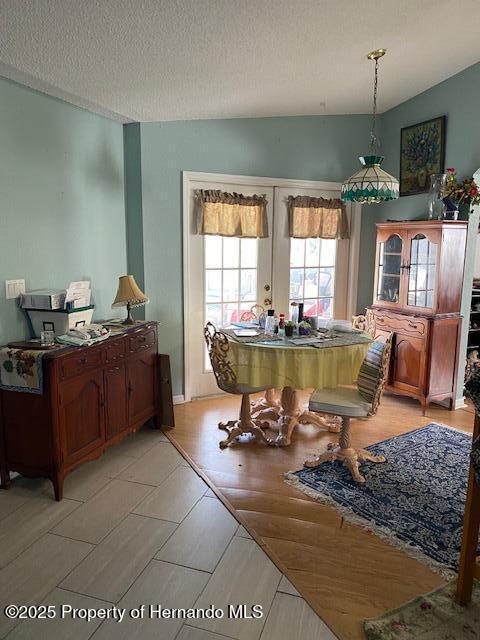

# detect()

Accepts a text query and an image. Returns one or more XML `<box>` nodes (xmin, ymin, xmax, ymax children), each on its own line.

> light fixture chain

<box><xmin>370</xmin><ymin>57</ymin><xmax>379</xmax><ymax>152</ymax></box>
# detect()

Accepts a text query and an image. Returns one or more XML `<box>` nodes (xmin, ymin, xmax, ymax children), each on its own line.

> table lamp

<box><xmin>112</xmin><ymin>275</ymin><xmax>149</xmax><ymax>324</ymax></box>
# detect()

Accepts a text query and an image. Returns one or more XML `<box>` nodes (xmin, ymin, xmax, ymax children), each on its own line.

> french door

<box><xmin>184</xmin><ymin>174</ymin><xmax>356</xmax><ymax>400</ymax></box>
<box><xmin>187</xmin><ymin>179</ymin><xmax>274</xmax><ymax>398</ymax></box>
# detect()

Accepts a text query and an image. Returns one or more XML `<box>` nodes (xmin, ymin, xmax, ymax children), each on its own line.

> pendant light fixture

<box><xmin>341</xmin><ymin>49</ymin><xmax>399</xmax><ymax>203</ymax></box>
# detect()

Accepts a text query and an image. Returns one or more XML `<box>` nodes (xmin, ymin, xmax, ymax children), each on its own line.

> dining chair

<box><xmin>352</xmin><ymin>308</ymin><xmax>376</xmax><ymax>338</ymax></box>
<box><xmin>204</xmin><ymin>322</ymin><xmax>273</xmax><ymax>448</ymax></box>
<box><xmin>240</xmin><ymin>304</ymin><xmax>265</xmax><ymax>322</ymax></box>
<box><xmin>304</xmin><ymin>333</ymin><xmax>393</xmax><ymax>483</ymax></box>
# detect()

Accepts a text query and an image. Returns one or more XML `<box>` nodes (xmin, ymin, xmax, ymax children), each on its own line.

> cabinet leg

<box><xmin>52</xmin><ymin>474</ymin><xmax>64</xmax><ymax>501</ymax></box>
<box><xmin>420</xmin><ymin>398</ymin><xmax>427</xmax><ymax>416</ymax></box>
<box><xmin>0</xmin><ymin>459</ymin><xmax>10</xmax><ymax>491</ymax></box>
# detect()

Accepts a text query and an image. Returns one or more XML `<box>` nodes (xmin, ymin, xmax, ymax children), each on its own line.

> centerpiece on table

<box><xmin>443</xmin><ymin>168</ymin><xmax>480</xmax><ymax>219</ymax></box>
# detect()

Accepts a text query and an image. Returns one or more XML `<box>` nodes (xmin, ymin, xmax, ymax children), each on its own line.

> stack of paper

<box><xmin>66</xmin><ymin>281</ymin><xmax>91</xmax><ymax>309</ymax></box>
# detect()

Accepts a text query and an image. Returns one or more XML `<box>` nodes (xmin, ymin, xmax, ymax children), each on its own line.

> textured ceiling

<box><xmin>0</xmin><ymin>0</ymin><xmax>479</xmax><ymax>123</ymax></box>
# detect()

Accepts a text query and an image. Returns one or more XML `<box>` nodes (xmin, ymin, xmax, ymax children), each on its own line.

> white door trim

<box><xmin>182</xmin><ymin>170</ymin><xmax>360</xmax><ymax>402</ymax></box>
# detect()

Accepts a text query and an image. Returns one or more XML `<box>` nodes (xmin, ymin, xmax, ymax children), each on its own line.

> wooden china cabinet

<box><xmin>370</xmin><ymin>220</ymin><xmax>468</xmax><ymax>413</ymax></box>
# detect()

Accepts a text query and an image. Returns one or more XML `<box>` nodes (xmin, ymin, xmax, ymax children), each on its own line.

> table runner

<box><xmin>0</xmin><ymin>347</ymin><xmax>48</xmax><ymax>394</ymax></box>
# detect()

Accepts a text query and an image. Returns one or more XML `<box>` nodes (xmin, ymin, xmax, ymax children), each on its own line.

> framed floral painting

<box><xmin>400</xmin><ymin>116</ymin><xmax>446</xmax><ymax>196</ymax></box>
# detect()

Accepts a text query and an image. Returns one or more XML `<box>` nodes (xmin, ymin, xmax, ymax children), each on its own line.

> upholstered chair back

<box><xmin>356</xmin><ymin>333</ymin><xmax>393</xmax><ymax>416</ymax></box>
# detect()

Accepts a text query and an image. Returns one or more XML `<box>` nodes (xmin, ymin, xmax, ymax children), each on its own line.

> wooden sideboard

<box><xmin>0</xmin><ymin>322</ymin><xmax>174</xmax><ymax>500</ymax></box>
<box><xmin>370</xmin><ymin>220</ymin><xmax>468</xmax><ymax>413</ymax></box>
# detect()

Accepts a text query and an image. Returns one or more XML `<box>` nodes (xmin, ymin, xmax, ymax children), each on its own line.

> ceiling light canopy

<box><xmin>341</xmin><ymin>49</ymin><xmax>399</xmax><ymax>204</ymax></box>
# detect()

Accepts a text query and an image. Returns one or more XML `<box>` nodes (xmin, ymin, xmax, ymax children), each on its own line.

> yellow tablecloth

<box><xmin>227</xmin><ymin>339</ymin><xmax>370</xmax><ymax>390</ymax></box>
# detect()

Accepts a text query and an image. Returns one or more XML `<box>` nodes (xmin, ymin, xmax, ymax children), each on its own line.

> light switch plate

<box><xmin>5</xmin><ymin>279</ymin><xmax>26</xmax><ymax>299</ymax></box>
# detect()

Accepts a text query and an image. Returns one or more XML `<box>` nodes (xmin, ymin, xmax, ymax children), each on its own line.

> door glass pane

<box><xmin>290</xmin><ymin>238</ymin><xmax>305</xmax><ymax>266</ymax></box>
<box><xmin>205</xmin><ymin>236</ymin><xmax>222</xmax><ymax>268</ymax></box>
<box><xmin>289</xmin><ymin>238</ymin><xmax>336</xmax><ymax>318</ymax></box>
<box><xmin>206</xmin><ymin>270</ymin><xmax>221</xmax><ymax>302</ymax></box>
<box><xmin>376</xmin><ymin>234</ymin><xmax>402</xmax><ymax>304</ymax></box>
<box><xmin>305</xmin><ymin>239</ymin><xmax>320</xmax><ymax>267</ymax></box>
<box><xmin>290</xmin><ymin>268</ymin><xmax>305</xmax><ymax>300</ymax></box>
<box><xmin>206</xmin><ymin>303</ymin><xmax>222</xmax><ymax>326</ymax></box>
<box><xmin>240</xmin><ymin>238</ymin><xmax>257</xmax><ymax>268</ymax></box>
<box><xmin>320</xmin><ymin>239</ymin><xmax>336</xmax><ymax>266</ymax></box>
<box><xmin>223</xmin><ymin>269</ymin><xmax>239</xmax><ymax>302</ymax></box>
<box><xmin>222</xmin><ymin>237</ymin><xmax>239</xmax><ymax>268</ymax></box>
<box><xmin>407</xmin><ymin>233</ymin><xmax>437</xmax><ymax>308</ymax></box>
<box><xmin>240</xmin><ymin>269</ymin><xmax>256</xmax><ymax>301</ymax></box>
<box><xmin>319</xmin><ymin>267</ymin><xmax>334</xmax><ymax>297</ymax></box>
<box><xmin>304</xmin><ymin>269</ymin><xmax>319</xmax><ymax>298</ymax></box>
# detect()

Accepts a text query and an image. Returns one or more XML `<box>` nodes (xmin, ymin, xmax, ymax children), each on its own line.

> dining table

<box><xmin>222</xmin><ymin>329</ymin><xmax>372</xmax><ymax>446</ymax></box>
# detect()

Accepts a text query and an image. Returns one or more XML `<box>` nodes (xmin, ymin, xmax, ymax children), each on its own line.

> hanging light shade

<box><xmin>342</xmin><ymin>49</ymin><xmax>399</xmax><ymax>204</ymax></box>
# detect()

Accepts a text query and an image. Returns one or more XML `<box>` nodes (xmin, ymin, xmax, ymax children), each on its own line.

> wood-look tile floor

<box><xmin>168</xmin><ymin>391</ymin><xmax>476</xmax><ymax>640</ymax></box>
<box><xmin>0</xmin><ymin>424</ymin><xmax>335</xmax><ymax>640</ymax></box>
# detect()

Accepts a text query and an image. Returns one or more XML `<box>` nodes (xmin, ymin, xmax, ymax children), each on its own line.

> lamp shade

<box><xmin>342</xmin><ymin>156</ymin><xmax>399</xmax><ymax>204</ymax></box>
<box><xmin>112</xmin><ymin>275</ymin><xmax>149</xmax><ymax>308</ymax></box>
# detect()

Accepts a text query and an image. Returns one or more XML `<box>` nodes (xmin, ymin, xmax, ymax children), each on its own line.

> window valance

<box><xmin>287</xmin><ymin>196</ymin><xmax>349</xmax><ymax>239</ymax></box>
<box><xmin>195</xmin><ymin>189</ymin><xmax>269</xmax><ymax>238</ymax></box>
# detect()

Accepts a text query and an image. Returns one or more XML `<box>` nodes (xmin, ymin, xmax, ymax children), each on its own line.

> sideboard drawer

<box><xmin>128</xmin><ymin>328</ymin><xmax>156</xmax><ymax>353</ymax></box>
<box><xmin>106</xmin><ymin>339</ymin><xmax>126</xmax><ymax>363</ymax></box>
<box><xmin>60</xmin><ymin>349</ymin><xmax>104</xmax><ymax>381</ymax></box>
<box><xmin>372</xmin><ymin>311</ymin><xmax>429</xmax><ymax>338</ymax></box>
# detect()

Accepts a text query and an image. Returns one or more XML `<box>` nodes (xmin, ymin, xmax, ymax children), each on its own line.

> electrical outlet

<box><xmin>5</xmin><ymin>279</ymin><xmax>26</xmax><ymax>300</ymax></box>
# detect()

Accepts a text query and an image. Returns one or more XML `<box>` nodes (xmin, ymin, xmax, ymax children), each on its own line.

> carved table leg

<box><xmin>251</xmin><ymin>388</ymin><xmax>281</xmax><ymax>413</ymax></box>
<box><xmin>303</xmin><ymin>416</ymin><xmax>386</xmax><ymax>483</ymax></box>
<box><xmin>275</xmin><ymin>387</ymin><xmax>302</xmax><ymax>446</ymax></box>
<box><xmin>273</xmin><ymin>388</ymin><xmax>342</xmax><ymax>446</ymax></box>
<box><xmin>219</xmin><ymin>393</ymin><xmax>273</xmax><ymax>448</ymax></box>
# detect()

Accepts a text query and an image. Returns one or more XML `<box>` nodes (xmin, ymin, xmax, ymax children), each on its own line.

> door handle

<box><xmin>264</xmin><ymin>284</ymin><xmax>271</xmax><ymax>292</ymax></box>
<box><xmin>264</xmin><ymin>297</ymin><xmax>272</xmax><ymax>306</ymax></box>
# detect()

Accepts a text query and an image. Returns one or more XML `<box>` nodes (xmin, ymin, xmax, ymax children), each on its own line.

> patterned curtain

<box><xmin>288</xmin><ymin>196</ymin><xmax>349</xmax><ymax>239</ymax></box>
<box><xmin>195</xmin><ymin>190</ymin><xmax>268</xmax><ymax>238</ymax></box>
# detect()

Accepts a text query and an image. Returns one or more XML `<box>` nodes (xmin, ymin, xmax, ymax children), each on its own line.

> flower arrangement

<box><xmin>298</xmin><ymin>320</ymin><xmax>312</xmax><ymax>336</ymax></box>
<box><xmin>444</xmin><ymin>168</ymin><xmax>480</xmax><ymax>213</ymax></box>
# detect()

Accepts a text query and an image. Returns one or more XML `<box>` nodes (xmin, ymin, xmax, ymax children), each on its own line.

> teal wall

<box><xmin>0</xmin><ymin>77</ymin><xmax>126</xmax><ymax>344</ymax></box>
<box><xmin>357</xmin><ymin>62</ymin><xmax>480</xmax><ymax>400</ymax></box>
<box><xmin>136</xmin><ymin>115</ymin><xmax>371</xmax><ymax>395</ymax></box>
<box><xmin>123</xmin><ymin>123</ymin><xmax>145</xmax><ymax>320</ymax></box>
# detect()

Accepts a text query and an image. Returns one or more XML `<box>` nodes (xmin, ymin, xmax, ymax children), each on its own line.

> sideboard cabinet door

<box><xmin>391</xmin><ymin>333</ymin><xmax>427</xmax><ymax>397</ymax></box>
<box><xmin>127</xmin><ymin>346</ymin><xmax>158</xmax><ymax>426</ymax></box>
<box><xmin>59</xmin><ymin>370</ymin><xmax>105</xmax><ymax>467</ymax></box>
<box><xmin>104</xmin><ymin>362</ymin><xmax>128</xmax><ymax>441</ymax></box>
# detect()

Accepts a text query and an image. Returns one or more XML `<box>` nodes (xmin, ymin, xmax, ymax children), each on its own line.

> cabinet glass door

<box><xmin>376</xmin><ymin>234</ymin><xmax>402</xmax><ymax>304</ymax></box>
<box><xmin>407</xmin><ymin>234</ymin><xmax>437</xmax><ymax>309</ymax></box>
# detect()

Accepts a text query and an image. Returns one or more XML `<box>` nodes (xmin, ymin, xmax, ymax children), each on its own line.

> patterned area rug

<box><xmin>285</xmin><ymin>423</ymin><xmax>479</xmax><ymax>577</ymax></box>
<box><xmin>364</xmin><ymin>580</ymin><xmax>480</xmax><ymax>639</ymax></box>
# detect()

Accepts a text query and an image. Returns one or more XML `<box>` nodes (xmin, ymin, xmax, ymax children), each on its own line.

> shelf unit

<box><xmin>467</xmin><ymin>285</ymin><xmax>480</xmax><ymax>353</ymax></box>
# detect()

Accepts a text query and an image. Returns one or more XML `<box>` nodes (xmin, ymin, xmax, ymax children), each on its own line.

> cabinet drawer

<box><xmin>372</xmin><ymin>312</ymin><xmax>429</xmax><ymax>338</ymax></box>
<box><xmin>60</xmin><ymin>349</ymin><xmax>104</xmax><ymax>381</ymax></box>
<box><xmin>106</xmin><ymin>339</ymin><xmax>126</xmax><ymax>363</ymax></box>
<box><xmin>128</xmin><ymin>328</ymin><xmax>156</xmax><ymax>353</ymax></box>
